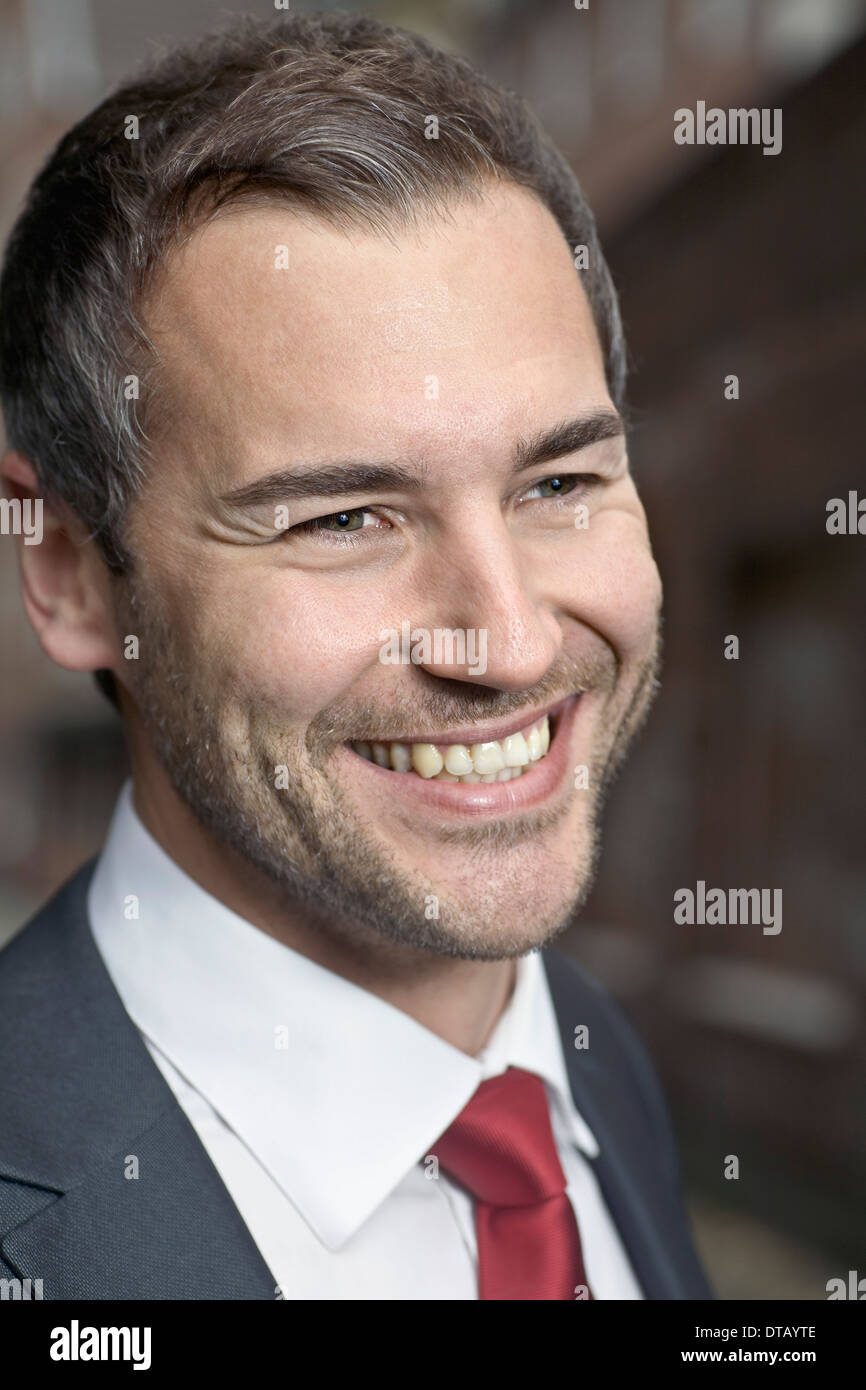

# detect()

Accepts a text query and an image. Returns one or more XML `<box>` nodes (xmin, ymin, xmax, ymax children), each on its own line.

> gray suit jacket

<box><xmin>0</xmin><ymin>860</ymin><xmax>714</xmax><ymax>1299</ymax></box>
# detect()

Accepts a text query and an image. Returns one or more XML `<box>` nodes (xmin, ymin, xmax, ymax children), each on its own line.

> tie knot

<box><xmin>432</xmin><ymin>1066</ymin><xmax>567</xmax><ymax>1207</ymax></box>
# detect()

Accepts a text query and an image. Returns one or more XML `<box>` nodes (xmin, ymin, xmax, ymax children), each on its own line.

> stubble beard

<box><xmin>115</xmin><ymin>572</ymin><xmax>662</xmax><ymax>962</ymax></box>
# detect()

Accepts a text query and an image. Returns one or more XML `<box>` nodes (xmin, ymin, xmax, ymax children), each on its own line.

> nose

<box><xmin>411</xmin><ymin>512</ymin><xmax>563</xmax><ymax>691</ymax></box>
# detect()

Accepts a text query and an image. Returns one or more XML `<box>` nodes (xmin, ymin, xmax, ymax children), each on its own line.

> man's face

<box><xmin>116</xmin><ymin>183</ymin><xmax>662</xmax><ymax>959</ymax></box>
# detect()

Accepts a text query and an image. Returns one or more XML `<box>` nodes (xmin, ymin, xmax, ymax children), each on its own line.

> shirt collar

<box><xmin>88</xmin><ymin>781</ymin><xmax>597</xmax><ymax>1250</ymax></box>
<box><xmin>479</xmin><ymin>947</ymin><xmax>599</xmax><ymax>1159</ymax></box>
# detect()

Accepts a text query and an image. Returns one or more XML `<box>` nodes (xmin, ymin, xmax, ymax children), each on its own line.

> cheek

<box><xmin>194</xmin><ymin>571</ymin><xmax>392</xmax><ymax>713</ymax></box>
<box><xmin>552</xmin><ymin>514</ymin><xmax>662</xmax><ymax>655</ymax></box>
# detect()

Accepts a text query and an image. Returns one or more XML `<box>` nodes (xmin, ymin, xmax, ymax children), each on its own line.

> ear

<box><xmin>2</xmin><ymin>450</ymin><xmax>121</xmax><ymax>673</ymax></box>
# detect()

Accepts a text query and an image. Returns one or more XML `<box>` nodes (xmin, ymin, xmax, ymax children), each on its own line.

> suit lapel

<box><xmin>542</xmin><ymin>948</ymin><xmax>691</xmax><ymax>1299</ymax></box>
<box><xmin>0</xmin><ymin>861</ymin><xmax>276</xmax><ymax>1299</ymax></box>
<box><xmin>3</xmin><ymin>1110</ymin><xmax>276</xmax><ymax>1300</ymax></box>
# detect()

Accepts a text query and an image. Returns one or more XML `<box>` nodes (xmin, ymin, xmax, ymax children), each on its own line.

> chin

<box><xmin>423</xmin><ymin>874</ymin><xmax>590</xmax><ymax>961</ymax></box>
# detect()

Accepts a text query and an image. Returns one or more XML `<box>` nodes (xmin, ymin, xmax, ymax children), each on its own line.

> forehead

<box><xmin>144</xmin><ymin>183</ymin><xmax>610</xmax><ymax>480</ymax></box>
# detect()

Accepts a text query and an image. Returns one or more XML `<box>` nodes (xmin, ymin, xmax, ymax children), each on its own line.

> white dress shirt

<box><xmin>87</xmin><ymin>781</ymin><xmax>643</xmax><ymax>1300</ymax></box>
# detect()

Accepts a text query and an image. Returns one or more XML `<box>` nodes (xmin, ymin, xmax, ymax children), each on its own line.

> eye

<box><xmin>314</xmin><ymin>509</ymin><xmax>366</xmax><ymax>533</ymax></box>
<box><xmin>535</xmin><ymin>476</ymin><xmax>570</xmax><ymax>498</ymax></box>
<box><xmin>520</xmin><ymin>473</ymin><xmax>595</xmax><ymax>503</ymax></box>
<box><xmin>282</xmin><ymin>505</ymin><xmax>389</xmax><ymax>546</ymax></box>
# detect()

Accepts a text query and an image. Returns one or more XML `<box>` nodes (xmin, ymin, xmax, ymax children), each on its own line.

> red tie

<box><xmin>431</xmin><ymin>1066</ymin><xmax>594</xmax><ymax>1300</ymax></box>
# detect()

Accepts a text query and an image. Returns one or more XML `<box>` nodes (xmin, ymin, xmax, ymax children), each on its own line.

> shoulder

<box><xmin>0</xmin><ymin>857</ymin><xmax>153</xmax><ymax>1186</ymax></box>
<box><xmin>0</xmin><ymin>859</ymin><xmax>98</xmax><ymax>1007</ymax></box>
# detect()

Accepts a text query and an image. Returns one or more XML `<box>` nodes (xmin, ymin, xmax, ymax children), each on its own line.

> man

<box><xmin>0</xmin><ymin>12</ymin><xmax>712</xmax><ymax>1300</ymax></box>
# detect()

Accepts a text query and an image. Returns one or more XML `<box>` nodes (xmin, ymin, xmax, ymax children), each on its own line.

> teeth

<box><xmin>444</xmin><ymin>744</ymin><xmax>474</xmax><ymax>776</ymax></box>
<box><xmin>389</xmin><ymin>742</ymin><xmax>412</xmax><ymax>772</ymax></box>
<box><xmin>526</xmin><ymin>727</ymin><xmax>543</xmax><ymax>761</ymax></box>
<box><xmin>502</xmin><ymin>732</ymin><xmax>528</xmax><ymax>767</ymax></box>
<box><xmin>353</xmin><ymin>714</ymin><xmax>552</xmax><ymax>783</ymax></box>
<box><xmin>471</xmin><ymin>741</ymin><xmax>506</xmax><ymax>775</ymax></box>
<box><xmin>410</xmin><ymin>742</ymin><xmax>444</xmax><ymax>779</ymax></box>
<box><xmin>436</xmin><ymin>766</ymin><xmax>520</xmax><ymax>782</ymax></box>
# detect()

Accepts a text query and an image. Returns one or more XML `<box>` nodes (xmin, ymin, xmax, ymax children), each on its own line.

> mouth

<box><xmin>349</xmin><ymin>706</ymin><xmax>556</xmax><ymax>784</ymax></box>
<box><xmin>340</xmin><ymin>695</ymin><xmax>582</xmax><ymax>818</ymax></box>
<box><xmin>339</xmin><ymin>695</ymin><xmax>583</xmax><ymax>822</ymax></box>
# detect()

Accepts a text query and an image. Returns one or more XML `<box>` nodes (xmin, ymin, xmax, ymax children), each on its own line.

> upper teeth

<box><xmin>352</xmin><ymin>714</ymin><xmax>551</xmax><ymax>782</ymax></box>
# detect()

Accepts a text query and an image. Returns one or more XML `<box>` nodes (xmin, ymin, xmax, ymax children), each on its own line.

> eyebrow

<box><xmin>218</xmin><ymin>409</ymin><xmax>624</xmax><ymax>509</ymax></box>
<box><xmin>514</xmin><ymin>409</ymin><xmax>624</xmax><ymax>472</ymax></box>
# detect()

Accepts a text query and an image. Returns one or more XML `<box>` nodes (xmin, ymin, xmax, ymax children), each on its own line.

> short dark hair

<box><xmin>0</xmin><ymin>10</ymin><xmax>626</xmax><ymax>703</ymax></box>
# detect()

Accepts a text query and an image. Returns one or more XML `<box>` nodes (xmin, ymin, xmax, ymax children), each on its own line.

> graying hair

<box><xmin>0</xmin><ymin>11</ymin><xmax>625</xmax><ymax>571</ymax></box>
<box><xmin>1</xmin><ymin>14</ymin><xmax>628</xmax><ymax>703</ymax></box>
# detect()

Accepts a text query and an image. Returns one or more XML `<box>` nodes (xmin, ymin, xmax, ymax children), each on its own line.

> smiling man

<box><xmin>0</xmin><ymin>13</ymin><xmax>711</xmax><ymax>1300</ymax></box>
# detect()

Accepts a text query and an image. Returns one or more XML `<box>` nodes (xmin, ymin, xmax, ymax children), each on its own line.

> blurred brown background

<box><xmin>1</xmin><ymin>0</ymin><xmax>864</xmax><ymax>1300</ymax></box>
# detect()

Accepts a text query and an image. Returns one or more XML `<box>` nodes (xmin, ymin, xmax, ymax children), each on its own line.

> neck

<box><xmin>129</xmin><ymin>766</ymin><xmax>517</xmax><ymax>1057</ymax></box>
